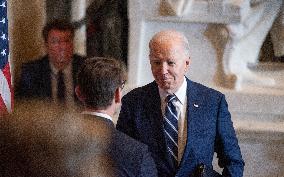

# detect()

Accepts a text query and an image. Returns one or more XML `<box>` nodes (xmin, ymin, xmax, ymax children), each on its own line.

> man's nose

<box><xmin>160</xmin><ymin>63</ymin><xmax>168</xmax><ymax>73</ymax></box>
<box><xmin>59</xmin><ymin>42</ymin><xmax>69</xmax><ymax>49</ymax></box>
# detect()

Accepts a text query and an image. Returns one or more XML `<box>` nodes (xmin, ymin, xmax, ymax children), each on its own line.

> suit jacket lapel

<box><xmin>145</xmin><ymin>82</ymin><xmax>166</xmax><ymax>152</ymax></box>
<box><xmin>179</xmin><ymin>78</ymin><xmax>201</xmax><ymax>170</ymax></box>
<box><xmin>146</xmin><ymin>82</ymin><xmax>178</xmax><ymax>172</ymax></box>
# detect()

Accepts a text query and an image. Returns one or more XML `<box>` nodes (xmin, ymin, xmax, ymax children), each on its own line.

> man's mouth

<box><xmin>160</xmin><ymin>78</ymin><xmax>171</xmax><ymax>84</ymax></box>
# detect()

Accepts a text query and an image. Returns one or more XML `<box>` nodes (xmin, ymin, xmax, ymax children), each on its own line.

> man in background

<box><xmin>17</xmin><ymin>19</ymin><xmax>85</xmax><ymax>106</ymax></box>
<box><xmin>116</xmin><ymin>30</ymin><xmax>244</xmax><ymax>177</ymax></box>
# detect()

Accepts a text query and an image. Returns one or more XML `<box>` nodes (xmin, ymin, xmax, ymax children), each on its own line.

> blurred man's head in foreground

<box><xmin>1</xmin><ymin>100</ymin><xmax>117</xmax><ymax>177</ymax></box>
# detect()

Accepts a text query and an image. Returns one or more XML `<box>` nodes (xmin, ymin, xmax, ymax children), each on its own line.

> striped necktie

<box><xmin>164</xmin><ymin>94</ymin><xmax>178</xmax><ymax>168</ymax></box>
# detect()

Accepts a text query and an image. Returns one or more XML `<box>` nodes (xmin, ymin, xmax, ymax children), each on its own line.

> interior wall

<box><xmin>46</xmin><ymin>0</ymin><xmax>71</xmax><ymax>22</ymax></box>
<box><xmin>8</xmin><ymin>0</ymin><xmax>46</xmax><ymax>86</ymax></box>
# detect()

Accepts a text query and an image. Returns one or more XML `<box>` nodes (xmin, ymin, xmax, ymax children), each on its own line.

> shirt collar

<box><xmin>81</xmin><ymin>111</ymin><xmax>113</xmax><ymax>122</ymax></box>
<box><xmin>158</xmin><ymin>76</ymin><xmax>187</xmax><ymax>105</ymax></box>
<box><xmin>49</xmin><ymin>60</ymin><xmax>72</xmax><ymax>75</ymax></box>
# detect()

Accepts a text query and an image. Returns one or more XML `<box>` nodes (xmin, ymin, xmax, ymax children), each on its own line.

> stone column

<box><xmin>71</xmin><ymin>0</ymin><xmax>86</xmax><ymax>56</ymax></box>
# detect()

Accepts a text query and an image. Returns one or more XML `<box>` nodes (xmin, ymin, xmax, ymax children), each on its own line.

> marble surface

<box><xmin>213</xmin><ymin>131</ymin><xmax>284</xmax><ymax>177</ymax></box>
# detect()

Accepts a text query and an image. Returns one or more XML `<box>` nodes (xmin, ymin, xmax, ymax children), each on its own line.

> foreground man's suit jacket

<box><xmin>116</xmin><ymin>78</ymin><xmax>244</xmax><ymax>177</ymax></box>
<box><xmin>1</xmin><ymin>111</ymin><xmax>158</xmax><ymax>177</ymax></box>
<box><xmin>81</xmin><ymin>114</ymin><xmax>158</xmax><ymax>177</ymax></box>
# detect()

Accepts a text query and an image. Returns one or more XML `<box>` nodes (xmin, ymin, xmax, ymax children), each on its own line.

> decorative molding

<box><xmin>160</xmin><ymin>0</ymin><xmax>194</xmax><ymax>16</ymax></box>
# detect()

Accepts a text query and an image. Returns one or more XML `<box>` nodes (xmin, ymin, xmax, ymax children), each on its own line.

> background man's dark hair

<box><xmin>77</xmin><ymin>57</ymin><xmax>126</xmax><ymax>109</ymax></box>
<box><xmin>42</xmin><ymin>19</ymin><xmax>75</xmax><ymax>42</ymax></box>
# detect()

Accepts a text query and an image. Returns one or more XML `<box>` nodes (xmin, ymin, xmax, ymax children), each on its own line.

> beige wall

<box><xmin>8</xmin><ymin>0</ymin><xmax>46</xmax><ymax>86</ymax></box>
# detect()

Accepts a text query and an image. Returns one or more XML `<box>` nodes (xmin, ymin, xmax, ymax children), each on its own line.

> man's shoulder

<box><xmin>123</xmin><ymin>81</ymin><xmax>157</xmax><ymax>99</ymax></box>
<box><xmin>72</xmin><ymin>54</ymin><xmax>86</xmax><ymax>69</ymax></box>
<box><xmin>114</xmin><ymin>130</ymin><xmax>148</xmax><ymax>158</ymax></box>
<box><xmin>113</xmin><ymin>128</ymin><xmax>148</xmax><ymax>151</ymax></box>
<box><xmin>21</xmin><ymin>56</ymin><xmax>50</xmax><ymax>74</ymax></box>
<box><xmin>186</xmin><ymin>78</ymin><xmax>223</xmax><ymax>96</ymax></box>
<box><xmin>22</xmin><ymin>55</ymin><xmax>49</xmax><ymax>68</ymax></box>
<box><xmin>72</xmin><ymin>54</ymin><xmax>86</xmax><ymax>62</ymax></box>
<box><xmin>80</xmin><ymin>114</ymin><xmax>146</xmax><ymax>149</ymax></box>
<box><xmin>111</xmin><ymin>130</ymin><xmax>156</xmax><ymax>176</ymax></box>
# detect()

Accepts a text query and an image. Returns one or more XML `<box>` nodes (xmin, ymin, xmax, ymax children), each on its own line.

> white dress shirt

<box><xmin>159</xmin><ymin>76</ymin><xmax>187</xmax><ymax>163</ymax></box>
<box><xmin>81</xmin><ymin>111</ymin><xmax>113</xmax><ymax>122</ymax></box>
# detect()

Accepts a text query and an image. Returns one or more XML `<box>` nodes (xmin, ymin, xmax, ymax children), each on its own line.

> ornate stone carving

<box><xmin>128</xmin><ymin>0</ymin><xmax>284</xmax><ymax>91</ymax></box>
<box><xmin>160</xmin><ymin>0</ymin><xmax>194</xmax><ymax>16</ymax></box>
<box><xmin>220</xmin><ymin>0</ymin><xmax>282</xmax><ymax>90</ymax></box>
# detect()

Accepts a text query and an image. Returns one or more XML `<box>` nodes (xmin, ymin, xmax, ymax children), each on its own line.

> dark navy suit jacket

<box><xmin>16</xmin><ymin>54</ymin><xmax>84</xmax><ymax>101</ymax></box>
<box><xmin>116</xmin><ymin>78</ymin><xmax>244</xmax><ymax>177</ymax></box>
<box><xmin>82</xmin><ymin>114</ymin><xmax>158</xmax><ymax>177</ymax></box>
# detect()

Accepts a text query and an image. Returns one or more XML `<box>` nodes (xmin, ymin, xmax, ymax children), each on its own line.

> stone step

<box><xmin>248</xmin><ymin>62</ymin><xmax>284</xmax><ymax>72</ymax></box>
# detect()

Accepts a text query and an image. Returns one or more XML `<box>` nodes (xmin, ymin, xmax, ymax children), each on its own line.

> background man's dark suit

<box><xmin>17</xmin><ymin>54</ymin><xmax>84</xmax><ymax>100</ymax></box>
<box><xmin>117</xmin><ymin>78</ymin><xmax>244</xmax><ymax>177</ymax></box>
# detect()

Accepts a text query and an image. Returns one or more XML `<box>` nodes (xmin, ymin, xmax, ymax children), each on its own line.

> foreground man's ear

<box><xmin>75</xmin><ymin>86</ymin><xmax>86</xmax><ymax>103</ymax></box>
<box><xmin>114</xmin><ymin>88</ymin><xmax>122</xmax><ymax>104</ymax></box>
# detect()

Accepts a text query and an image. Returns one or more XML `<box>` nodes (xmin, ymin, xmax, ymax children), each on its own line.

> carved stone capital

<box><xmin>160</xmin><ymin>0</ymin><xmax>194</xmax><ymax>16</ymax></box>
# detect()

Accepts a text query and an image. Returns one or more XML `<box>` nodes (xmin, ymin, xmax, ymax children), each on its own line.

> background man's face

<box><xmin>46</xmin><ymin>29</ymin><xmax>73</xmax><ymax>70</ymax></box>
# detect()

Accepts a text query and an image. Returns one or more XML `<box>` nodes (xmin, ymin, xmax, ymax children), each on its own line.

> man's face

<box><xmin>149</xmin><ymin>41</ymin><xmax>190</xmax><ymax>94</ymax></box>
<box><xmin>46</xmin><ymin>29</ymin><xmax>74</xmax><ymax>70</ymax></box>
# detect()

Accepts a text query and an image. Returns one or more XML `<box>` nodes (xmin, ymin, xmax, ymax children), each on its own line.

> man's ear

<box><xmin>75</xmin><ymin>86</ymin><xmax>85</xmax><ymax>103</ymax></box>
<box><xmin>114</xmin><ymin>88</ymin><xmax>122</xmax><ymax>104</ymax></box>
<box><xmin>185</xmin><ymin>57</ymin><xmax>191</xmax><ymax>71</ymax></box>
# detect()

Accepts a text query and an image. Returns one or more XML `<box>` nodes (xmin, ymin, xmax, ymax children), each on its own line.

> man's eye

<box><xmin>168</xmin><ymin>61</ymin><xmax>175</xmax><ymax>65</ymax></box>
<box><xmin>50</xmin><ymin>39</ymin><xmax>60</xmax><ymax>44</ymax></box>
<box><xmin>152</xmin><ymin>61</ymin><xmax>161</xmax><ymax>65</ymax></box>
<box><xmin>63</xmin><ymin>39</ymin><xmax>72</xmax><ymax>43</ymax></box>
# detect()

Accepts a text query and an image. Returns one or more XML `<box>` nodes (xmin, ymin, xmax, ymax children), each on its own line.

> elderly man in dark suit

<box><xmin>75</xmin><ymin>57</ymin><xmax>158</xmax><ymax>176</ymax></box>
<box><xmin>116</xmin><ymin>30</ymin><xmax>245</xmax><ymax>177</ymax></box>
<box><xmin>17</xmin><ymin>20</ymin><xmax>85</xmax><ymax>106</ymax></box>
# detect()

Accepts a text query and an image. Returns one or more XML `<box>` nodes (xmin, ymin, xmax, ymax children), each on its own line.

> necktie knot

<box><xmin>166</xmin><ymin>94</ymin><xmax>176</xmax><ymax>103</ymax></box>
